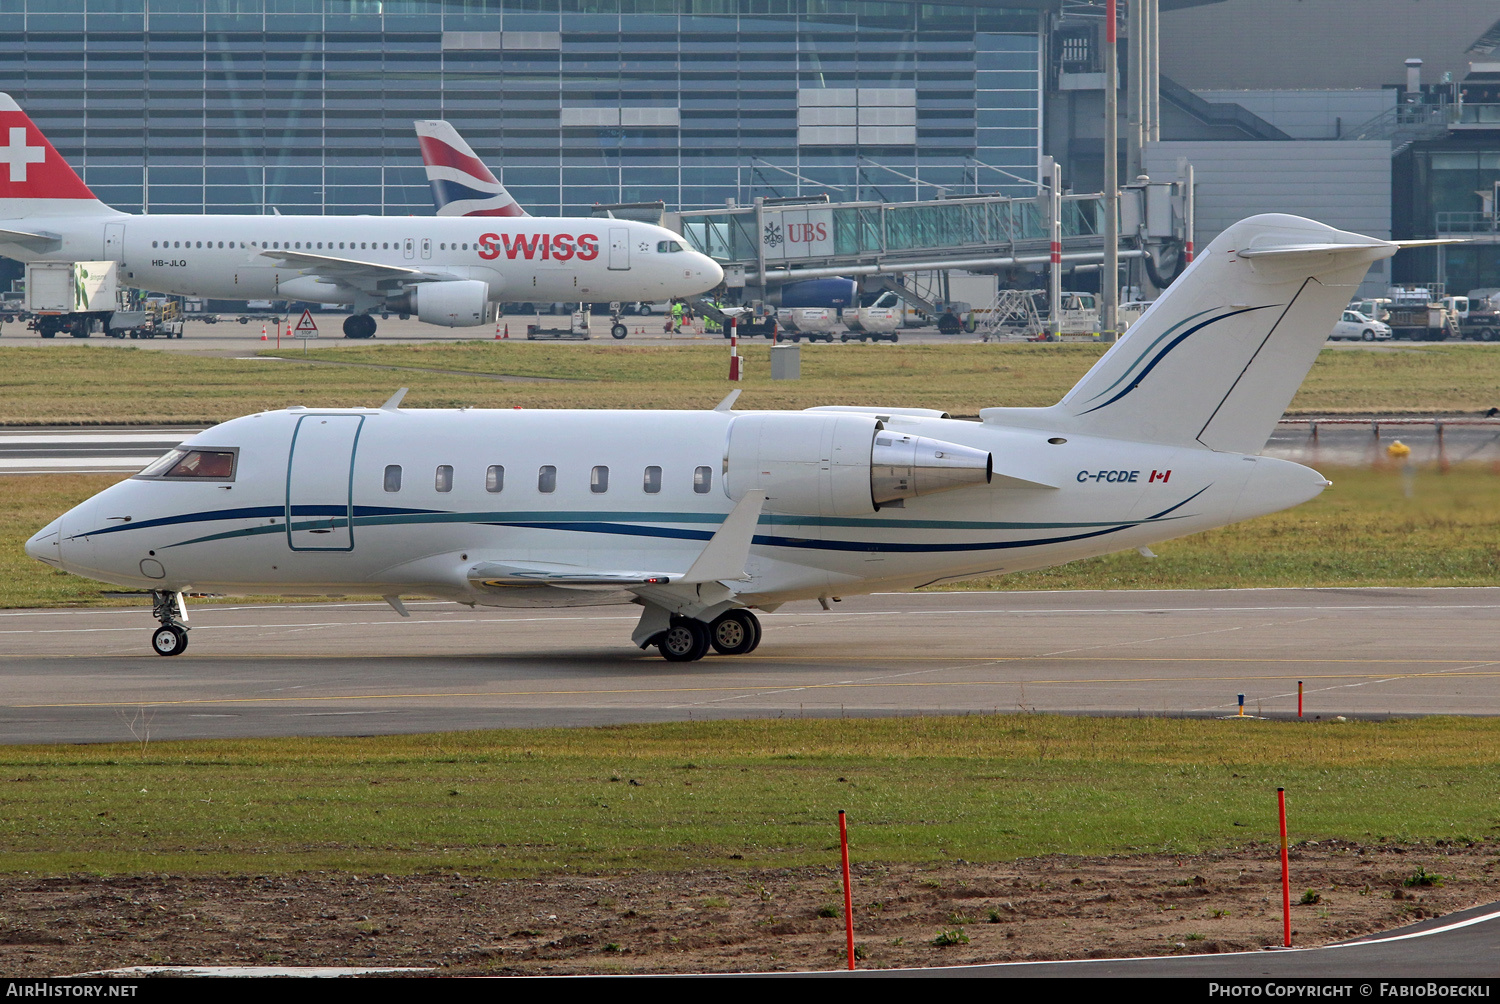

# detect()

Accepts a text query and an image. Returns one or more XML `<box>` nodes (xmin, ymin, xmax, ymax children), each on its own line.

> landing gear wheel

<box><xmin>343</xmin><ymin>314</ymin><xmax>377</xmax><ymax>338</ymax></box>
<box><xmin>611</xmin><ymin>323</ymin><xmax>628</xmax><ymax>339</ymax></box>
<box><xmin>709</xmin><ymin>609</ymin><xmax>760</xmax><ymax>656</ymax></box>
<box><xmin>658</xmin><ymin>618</ymin><xmax>710</xmax><ymax>662</ymax></box>
<box><xmin>152</xmin><ymin>625</ymin><xmax>188</xmax><ymax>657</ymax></box>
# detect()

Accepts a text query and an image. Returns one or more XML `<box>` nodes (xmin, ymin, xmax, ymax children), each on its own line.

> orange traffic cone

<box><xmin>260</xmin><ymin>324</ymin><xmax>267</xmax><ymax>341</ymax></box>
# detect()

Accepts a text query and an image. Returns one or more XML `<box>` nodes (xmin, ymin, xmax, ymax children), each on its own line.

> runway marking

<box><xmin>13</xmin><ymin>670</ymin><xmax>1500</xmax><ymax>710</ymax></box>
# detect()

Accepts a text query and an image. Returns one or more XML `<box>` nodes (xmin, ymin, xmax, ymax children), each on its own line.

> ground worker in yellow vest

<box><xmin>671</xmin><ymin>300</ymin><xmax>684</xmax><ymax>333</ymax></box>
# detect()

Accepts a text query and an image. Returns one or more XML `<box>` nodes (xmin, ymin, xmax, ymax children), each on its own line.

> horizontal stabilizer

<box><xmin>0</xmin><ymin>226</ymin><xmax>61</xmax><ymax>251</ymax></box>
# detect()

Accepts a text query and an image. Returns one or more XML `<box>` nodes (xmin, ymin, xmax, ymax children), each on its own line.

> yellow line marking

<box><xmin>14</xmin><ymin>671</ymin><xmax>1500</xmax><ymax>710</ymax></box>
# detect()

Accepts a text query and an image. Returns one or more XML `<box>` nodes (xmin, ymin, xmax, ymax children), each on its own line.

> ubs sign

<box><xmin>761</xmin><ymin>208</ymin><xmax>834</xmax><ymax>261</ymax></box>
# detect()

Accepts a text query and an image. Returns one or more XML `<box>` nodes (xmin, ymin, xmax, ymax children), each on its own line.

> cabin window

<box><xmin>591</xmin><ymin>466</ymin><xmax>609</xmax><ymax>494</ymax></box>
<box><xmin>694</xmin><ymin>466</ymin><xmax>712</xmax><ymax>493</ymax></box>
<box><xmin>439</xmin><ymin>243</ymin><xmax>445</xmax><ymax>250</ymax></box>
<box><xmin>538</xmin><ymin>465</ymin><xmax>556</xmax><ymax>493</ymax></box>
<box><xmin>486</xmin><ymin>465</ymin><xmax>504</xmax><ymax>493</ymax></box>
<box><xmin>152</xmin><ymin>241</ymin><xmax>158</xmax><ymax>248</ymax></box>
<box><xmin>462</xmin><ymin>243</ymin><xmax>469</xmax><ymax>250</ymax></box>
<box><xmin>384</xmin><ymin>465</ymin><xmax>402</xmax><ymax>492</ymax></box>
<box><xmin>643</xmin><ymin>465</ymin><xmax>662</xmax><ymax>494</ymax></box>
<box><xmin>435</xmin><ymin>465</ymin><xmax>453</xmax><ymax>493</ymax></box>
<box><xmin>137</xmin><ymin>448</ymin><xmax>238</xmax><ymax>482</ymax></box>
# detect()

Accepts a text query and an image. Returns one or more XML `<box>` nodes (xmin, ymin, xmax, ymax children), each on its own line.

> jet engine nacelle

<box><xmin>723</xmin><ymin>413</ymin><xmax>992</xmax><ymax>516</ymax></box>
<box><xmin>768</xmin><ymin>277</ymin><xmax>858</xmax><ymax>309</ymax></box>
<box><xmin>394</xmin><ymin>279</ymin><xmax>489</xmax><ymax>327</ymax></box>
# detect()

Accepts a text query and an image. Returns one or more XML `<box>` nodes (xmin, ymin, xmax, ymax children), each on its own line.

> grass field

<box><xmin>4</xmin><ymin>342</ymin><xmax>1500</xmax><ymax>424</ymax></box>
<box><xmin>5</xmin><ymin>464</ymin><xmax>1498</xmax><ymax>608</ymax></box>
<box><xmin>1</xmin><ymin>715</ymin><xmax>1494</xmax><ymax>876</ymax></box>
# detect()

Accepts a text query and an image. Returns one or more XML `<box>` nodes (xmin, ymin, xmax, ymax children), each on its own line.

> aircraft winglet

<box><xmin>714</xmin><ymin>390</ymin><xmax>741</xmax><ymax>412</ymax></box>
<box><xmin>681</xmin><ymin>489</ymin><xmax>765</xmax><ymax>584</ymax></box>
<box><xmin>381</xmin><ymin>388</ymin><xmax>408</xmax><ymax>411</ymax></box>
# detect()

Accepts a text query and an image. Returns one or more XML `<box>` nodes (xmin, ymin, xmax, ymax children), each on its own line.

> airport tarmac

<box><xmin>3</xmin><ymin>587</ymin><xmax>1498</xmax><ymax>744</ymax></box>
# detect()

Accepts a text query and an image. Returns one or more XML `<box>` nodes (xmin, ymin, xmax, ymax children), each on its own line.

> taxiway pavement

<box><xmin>3</xmin><ymin>587</ymin><xmax>1498</xmax><ymax>744</ymax></box>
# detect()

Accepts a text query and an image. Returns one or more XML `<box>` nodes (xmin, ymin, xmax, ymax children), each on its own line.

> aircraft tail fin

<box><xmin>413</xmin><ymin>119</ymin><xmax>527</xmax><ymax>218</ymax></box>
<box><xmin>983</xmin><ymin>214</ymin><xmax>1398</xmax><ymax>454</ymax></box>
<box><xmin>0</xmin><ymin>94</ymin><xmax>113</xmax><ymax>219</ymax></box>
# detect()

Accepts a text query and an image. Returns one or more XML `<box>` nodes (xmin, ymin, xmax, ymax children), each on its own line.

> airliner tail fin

<box><xmin>413</xmin><ymin>119</ymin><xmax>528</xmax><ymax>218</ymax></box>
<box><xmin>983</xmin><ymin>214</ymin><xmax>1397</xmax><ymax>454</ymax></box>
<box><xmin>0</xmin><ymin>93</ymin><xmax>114</xmax><ymax>219</ymax></box>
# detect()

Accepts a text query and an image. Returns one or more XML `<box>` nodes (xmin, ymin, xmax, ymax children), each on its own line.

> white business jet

<box><xmin>0</xmin><ymin>94</ymin><xmax>722</xmax><ymax>338</ymax></box>
<box><xmin>28</xmin><ymin>212</ymin><xmax>1409</xmax><ymax>661</ymax></box>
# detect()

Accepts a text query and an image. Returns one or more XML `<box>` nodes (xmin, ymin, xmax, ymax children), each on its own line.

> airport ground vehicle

<box><xmin>1328</xmin><ymin>308</ymin><xmax>1392</xmax><ymax>341</ymax></box>
<box><xmin>837</xmin><ymin>290</ymin><xmax>902</xmax><ymax>342</ymax></box>
<box><xmin>1355</xmin><ymin>288</ymin><xmax>1459</xmax><ymax>341</ymax></box>
<box><xmin>24</xmin><ymin>260</ymin><xmax>169</xmax><ymax>339</ymax></box>
<box><xmin>29</xmin><ymin>214</ymin><xmax>1415</xmax><ymax>663</ymax></box>
<box><xmin>1442</xmin><ymin>294</ymin><xmax>1500</xmax><ymax>341</ymax></box>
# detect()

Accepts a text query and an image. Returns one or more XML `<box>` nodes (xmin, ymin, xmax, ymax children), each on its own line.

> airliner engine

<box><xmin>723</xmin><ymin>412</ymin><xmax>991</xmax><ymax>516</ymax></box>
<box><xmin>390</xmin><ymin>279</ymin><xmax>489</xmax><ymax>326</ymax></box>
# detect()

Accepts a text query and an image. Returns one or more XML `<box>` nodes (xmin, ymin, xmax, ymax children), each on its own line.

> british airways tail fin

<box><xmin>413</xmin><ymin>120</ymin><xmax>527</xmax><ymax>218</ymax></box>
<box><xmin>0</xmin><ymin>93</ymin><xmax>116</xmax><ymax>219</ymax></box>
<box><xmin>982</xmin><ymin>214</ymin><xmax>1401</xmax><ymax>455</ymax></box>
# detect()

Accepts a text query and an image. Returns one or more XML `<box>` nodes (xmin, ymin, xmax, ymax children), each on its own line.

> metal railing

<box><xmin>676</xmin><ymin>191</ymin><xmax>1104</xmax><ymax>269</ymax></box>
<box><xmin>1435</xmin><ymin>212</ymin><xmax>1499</xmax><ymax>235</ymax></box>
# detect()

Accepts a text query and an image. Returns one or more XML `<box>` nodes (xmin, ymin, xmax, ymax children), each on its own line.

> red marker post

<box><xmin>839</xmin><ymin>810</ymin><xmax>855</xmax><ymax>970</ymax></box>
<box><xmin>1297</xmin><ymin>680</ymin><xmax>1304</xmax><ymax>718</ymax></box>
<box><xmin>1278</xmin><ymin>787</ymin><xmax>1291</xmax><ymax>947</ymax></box>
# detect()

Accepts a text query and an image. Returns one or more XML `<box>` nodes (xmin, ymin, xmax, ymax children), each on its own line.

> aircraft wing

<box><xmin>469</xmin><ymin>561</ymin><xmax>674</xmax><ymax>590</ymax></box>
<box><xmin>257</xmin><ymin>248</ymin><xmax>441</xmax><ymax>282</ymax></box>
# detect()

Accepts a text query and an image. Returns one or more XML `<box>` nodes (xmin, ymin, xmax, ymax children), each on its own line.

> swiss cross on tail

<box><xmin>0</xmin><ymin>94</ymin><xmax>99</xmax><ymax>201</ymax></box>
<box><xmin>1149</xmin><ymin>470</ymin><xmax>1172</xmax><ymax>483</ymax></box>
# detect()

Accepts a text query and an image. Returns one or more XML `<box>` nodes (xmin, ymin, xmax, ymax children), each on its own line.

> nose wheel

<box><xmin>152</xmin><ymin>624</ymin><xmax>189</xmax><ymax>657</ymax></box>
<box><xmin>149</xmin><ymin>590</ymin><xmax>190</xmax><ymax>657</ymax></box>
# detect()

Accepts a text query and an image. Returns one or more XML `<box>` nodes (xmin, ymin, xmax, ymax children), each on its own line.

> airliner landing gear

<box><xmin>709</xmin><ymin>609</ymin><xmax>761</xmax><ymax>655</ymax></box>
<box><xmin>657</xmin><ymin>616</ymin><xmax>710</xmax><ymax>663</ymax></box>
<box><xmin>343</xmin><ymin>313</ymin><xmax>377</xmax><ymax>339</ymax></box>
<box><xmin>149</xmin><ymin>590</ymin><xmax>189</xmax><ymax>657</ymax></box>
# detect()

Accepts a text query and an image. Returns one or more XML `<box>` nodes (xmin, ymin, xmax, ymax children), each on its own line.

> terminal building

<box><xmin>0</xmin><ymin>0</ymin><xmax>1053</xmax><ymax>218</ymax></box>
<box><xmin>1</xmin><ymin>0</ymin><xmax>1497</xmax><ymax>305</ymax></box>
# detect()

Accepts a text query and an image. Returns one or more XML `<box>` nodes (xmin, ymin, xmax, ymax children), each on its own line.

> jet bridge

<box><xmin>669</xmin><ymin>182</ymin><xmax>1191</xmax><ymax>320</ymax></box>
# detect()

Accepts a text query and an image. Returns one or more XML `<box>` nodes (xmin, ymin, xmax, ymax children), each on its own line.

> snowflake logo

<box><xmin>763</xmin><ymin>222</ymin><xmax>783</xmax><ymax>249</ymax></box>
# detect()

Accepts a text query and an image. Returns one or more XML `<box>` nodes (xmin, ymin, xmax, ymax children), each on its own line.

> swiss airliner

<box><xmin>0</xmin><ymin>94</ymin><xmax>721</xmax><ymax>338</ymax></box>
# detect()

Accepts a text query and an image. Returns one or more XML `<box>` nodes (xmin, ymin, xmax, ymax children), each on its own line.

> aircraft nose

<box><xmin>696</xmin><ymin>253</ymin><xmax>724</xmax><ymax>288</ymax></box>
<box><xmin>25</xmin><ymin>518</ymin><xmax>62</xmax><ymax>566</ymax></box>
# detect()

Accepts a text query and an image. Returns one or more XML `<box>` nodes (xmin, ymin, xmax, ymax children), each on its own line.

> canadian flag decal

<box><xmin>1149</xmin><ymin>470</ymin><xmax>1171</xmax><ymax>483</ymax></box>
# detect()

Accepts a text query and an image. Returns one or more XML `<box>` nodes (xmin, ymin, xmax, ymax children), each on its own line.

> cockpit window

<box><xmin>136</xmin><ymin>448</ymin><xmax>238</xmax><ymax>482</ymax></box>
<box><xmin>656</xmin><ymin>240</ymin><xmax>684</xmax><ymax>253</ymax></box>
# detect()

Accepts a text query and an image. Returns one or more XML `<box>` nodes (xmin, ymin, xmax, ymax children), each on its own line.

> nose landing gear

<box><xmin>150</xmin><ymin>590</ymin><xmax>190</xmax><ymax>656</ymax></box>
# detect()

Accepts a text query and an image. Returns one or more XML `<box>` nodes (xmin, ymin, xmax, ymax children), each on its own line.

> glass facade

<box><xmin>0</xmin><ymin>0</ymin><xmax>1042</xmax><ymax>218</ymax></box>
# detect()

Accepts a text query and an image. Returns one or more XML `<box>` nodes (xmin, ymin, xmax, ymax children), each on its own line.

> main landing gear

<box><xmin>150</xmin><ymin>590</ymin><xmax>190</xmax><ymax>657</ymax></box>
<box><xmin>343</xmin><ymin>313</ymin><xmax>377</xmax><ymax>339</ymax></box>
<box><xmin>656</xmin><ymin>610</ymin><xmax>761</xmax><ymax>663</ymax></box>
